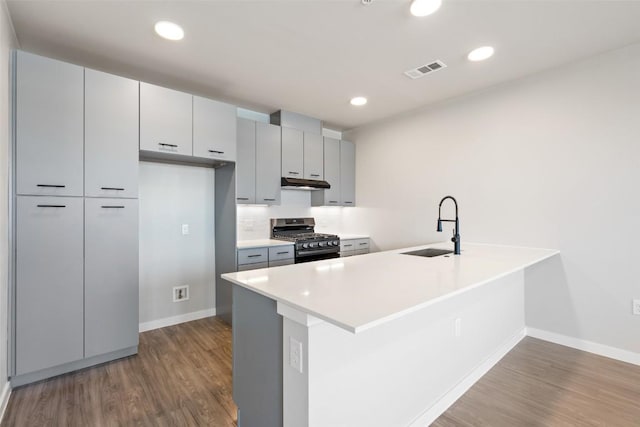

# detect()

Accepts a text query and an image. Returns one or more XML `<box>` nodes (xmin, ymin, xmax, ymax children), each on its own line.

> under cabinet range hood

<box><xmin>281</xmin><ymin>177</ymin><xmax>331</xmax><ymax>190</ymax></box>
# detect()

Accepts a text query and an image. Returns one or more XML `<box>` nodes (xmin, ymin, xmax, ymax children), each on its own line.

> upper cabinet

<box><xmin>85</xmin><ymin>69</ymin><xmax>139</xmax><ymax>198</ymax></box>
<box><xmin>140</xmin><ymin>82</ymin><xmax>192</xmax><ymax>156</ymax></box>
<box><xmin>303</xmin><ymin>133</ymin><xmax>324</xmax><ymax>180</ymax></box>
<box><xmin>236</xmin><ymin>118</ymin><xmax>256</xmax><ymax>204</ymax></box>
<box><xmin>193</xmin><ymin>96</ymin><xmax>237</xmax><ymax>162</ymax></box>
<box><xmin>340</xmin><ymin>140</ymin><xmax>356</xmax><ymax>206</ymax></box>
<box><xmin>281</xmin><ymin>127</ymin><xmax>303</xmax><ymax>178</ymax></box>
<box><xmin>16</xmin><ymin>51</ymin><xmax>84</xmax><ymax>197</ymax></box>
<box><xmin>255</xmin><ymin>122</ymin><xmax>281</xmax><ymax>205</ymax></box>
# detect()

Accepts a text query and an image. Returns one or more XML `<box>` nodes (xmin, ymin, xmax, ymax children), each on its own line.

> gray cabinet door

<box><xmin>303</xmin><ymin>132</ymin><xmax>324</xmax><ymax>180</ymax></box>
<box><xmin>16</xmin><ymin>51</ymin><xmax>83</xmax><ymax>197</ymax></box>
<box><xmin>85</xmin><ymin>198</ymin><xmax>139</xmax><ymax>358</ymax></box>
<box><xmin>281</xmin><ymin>127</ymin><xmax>303</xmax><ymax>178</ymax></box>
<box><xmin>311</xmin><ymin>137</ymin><xmax>340</xmax><ymax>206</ymax></box>
<box><xmin>140</xmin><ymin>82</ymin><xmax>192</xmax><ymax>156</ymax></box>
<box><xmin>193</xmin><ymin>96</ymin><xmax>237</xmax><ymax>161</ymax></box>
<box><xmin>340</xmin><ymin>140</ymin><xmax>356</xmax><ymax>206</ymax></box>
<box><xmin>236</xmin><ymin>118</ymin><xmax>256</xmax><ymax>204</ymax></box>
<box><xmin>256</xmin><ymin>122</ymin><xmax>281</xmax><ymax>205</ymax></box>
<box><xmin>85</xmin><ymin>69</ymin><xmax>139</xmax><ymax>198</ymax></box>
<box><xmin>16</xmin><ymin>196</ymin><xmax>84</xmax><ymax>375</ymax></box>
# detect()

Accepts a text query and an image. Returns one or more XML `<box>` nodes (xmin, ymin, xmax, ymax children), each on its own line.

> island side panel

<box><xmin>232</xmin><ymin>285</ymin><xmax>283</xmax><ymax>427</ymax></box>
<box><xmin>281</xmin><ymin>270</ymin><xmax>526</xmax><ymax>427</ymax></box>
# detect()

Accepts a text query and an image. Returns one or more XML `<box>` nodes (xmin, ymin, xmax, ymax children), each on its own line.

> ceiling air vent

<box><xmin>404</xmin><ymin>60</ymin><xmax>447</xmax><ymax>79</ymax></box>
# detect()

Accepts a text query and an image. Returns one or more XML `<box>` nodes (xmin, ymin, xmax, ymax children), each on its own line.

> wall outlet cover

<box><xmin>289</xmin><ymin>337</ymin><xmax>303</xmax><ymax>373</ymax></box>
<box><xmin>182</xmin><ymin>224</ymin><xmax>189</xmax><ymax>235</ymax></box>
<box><xmin>173</xmin><ymin>285</ymin><xmax>189</xmax><ymax>302</ymax></box>
<box><xmin>633</xmin><ymin>299</ymin><xmax>640</xmax><ymax>315</ymax></box>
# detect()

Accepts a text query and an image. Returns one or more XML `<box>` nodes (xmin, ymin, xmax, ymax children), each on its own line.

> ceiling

<box><xmin>6</xmin><ymin>0</ymin><xmax>640</xmax><ymax>130</ymax></box>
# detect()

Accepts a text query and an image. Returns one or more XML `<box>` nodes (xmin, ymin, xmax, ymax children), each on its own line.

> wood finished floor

<box><xmin>3</xmin><ymin>318</ymin><xmax>639</xmax><ymax>426</ymax></box>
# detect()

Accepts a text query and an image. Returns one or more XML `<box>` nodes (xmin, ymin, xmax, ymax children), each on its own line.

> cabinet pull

<box><xmin>101</xmin><ymin>187</ymin><xmax>125</xmax><ymax>191</ymax></box>
<box><xmin>344</xmin><ymin>201</ymin><xmax>353</xmax><ymax>204</ymax></box>
<box><xmin>236</xmin><ymin>197</ymin><xmax>249</xmax><ymax>201</ymax></box>
<box><xmin>329</xmin><ymin>200</ymin><xmax>338</xmax><ymax>203</ymax></box>
<box><xmin>310</xmin><ymin>174</ymin><xmax>320</xmax><ymax>177</ymax></box>
<box><xmin>277</xmin><ymin>251</ymin><xmax>289</xmax><ymax>255</ymax></box>
<box><xmin>247</xmin><ymin>254</ymin><xmax>262</xmax><ymax>258</ymax></box>
<box><xmin>37</xmin><ymin>204</ymin><xmax>66</xmax><ymax>208</ymax></box>
<box><xmin>208</xmin><ymin>150</ymin><xmax>224</xmax><ymax>154</ymax></box>
<box><xmin>288</xmin><ymin>171</ymin><xmax>300</xmax><ymax>175</ymax></box>
<box><xmin>158</xmin><ymin>143</ymin><xmax>178</xmax><ymax>148</ymax></box>
<box><xmin>343</xmin><ymin>244</ymin><xmax>353</xmax><ymax>248</ymax></box>
<box><xmin>37</xmin><ymin>184</ymin><xmax>65</xmax><ymax>188</ymax></box>
<box><xmin>359</xmin><ymin>243</ymin><xmax>367</xmax><ymax>246</ymax></box>
<box><xmin>101</xmin><ymin>205</ymin><xmax>125</xmax><ymax>209</ymax></box>
<box><xmin>263</xmin><ymin>198</ymin><xmax>276</xmax><ymax>201</ymax></box>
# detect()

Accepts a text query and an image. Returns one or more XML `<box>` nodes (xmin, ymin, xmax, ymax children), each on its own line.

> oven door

<box><xmin>295</xmin><ymin>249</ymin><xmax>340</xmax><ymax>264</ymax></box>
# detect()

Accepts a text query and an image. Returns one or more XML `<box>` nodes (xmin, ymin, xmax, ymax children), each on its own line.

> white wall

<box><xmin>344</xmin><ymin>43</ymin><xmax>640</xmax><ymax>355</ymax></box>
<box><xmin>139</xmin><ymin>161</ymin><xmax>216</xmax><ymax>326</ymax></box>
<box><xmin>0</xmin><ymin>0</ymin><xmax>16</xmax><ymax>414</ymax></box>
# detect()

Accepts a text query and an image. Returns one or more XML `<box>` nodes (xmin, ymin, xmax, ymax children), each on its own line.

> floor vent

<box><xmin>404</xmin><ymin>60</ymin><xmax>447</xmax><ymax>79</ymax></box>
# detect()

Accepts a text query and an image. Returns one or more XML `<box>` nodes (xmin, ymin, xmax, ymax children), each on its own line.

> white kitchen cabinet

<box><xmin>140</xmin><ymin>82</ymin><xmax>192</xmax><ymax>156</ymax></box>
<box><xmin>281</xmin><ymin>127</ymin><xmax>304</xmax><ymax>178</ymax></box>
<box><xmin>340</xmin><ymin>238</ymin><xmax>369</xmax><ymax>257</ymax></box>
<box><xmin>304</xmin><ymin>133</ymin><xmax>324</xmax><ymax>180</ymax></box>
<box><xmin>85</xmin><ymin>69</ymin><xmax>139</xmax><ymax>198</ymax></box>
<box><xmin>236</xmin><ymin>118</ymin><xmax>256</xmax><ymax>204</ymax></box>
<box><xmin>16</xmin><ymin>51</ymin><xmax>84</xmax><ymax>197</ymax></box>
<box><xmin>311</xmin><ymin>137</ymin><xmax>341</xmax><ymax>206</ymax></box>
<box><xmin>340</xmin><ymin>140</ymin><xmax>356</xmax><ymax>206</ymax></box>
<box><xmin>256</xmin><ymin>122</ymin><xmax>281</xmax><ymax>205</ymax></box>
<box><xmin>193</xmin><ymin>95</ymin><xmax>237</xmax><ymax>161</ymax></box>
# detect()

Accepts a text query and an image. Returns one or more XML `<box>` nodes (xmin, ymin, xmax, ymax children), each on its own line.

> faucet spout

<box><xmin>437</xmin><ymin>196</ymin><xmax>461</xmax><ymax>255</ymax></box>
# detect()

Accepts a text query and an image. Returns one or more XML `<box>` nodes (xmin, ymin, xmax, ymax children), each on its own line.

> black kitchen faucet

<box><xmin>437</xmin><ymin>196</ymin><xmax>461</xmax><ymax>255</ymax></box>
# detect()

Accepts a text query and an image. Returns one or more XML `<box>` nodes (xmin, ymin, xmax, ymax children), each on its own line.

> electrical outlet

<box><xmin>633</xmin><ymin>299</ymin><xmax>640</xmax><ymax>315</ymax></box>
<box><xmin>182</xmin><ymin>224</ymin><xmax>189</xmax><ymax>235</ymax></box>
<box><xmin>289</xmin><ymin>337</ymin><xmax>303</xmax><ymax>373</ymax></box>
<box><xmin>454</xmin><ymin>318</ymin><xmax>462</xmax><ymax>337</ymax></box>
<box><xmin>173</xmin><ymin>286</ymin><xmax>189</xmax><ymax>302</ymax></box>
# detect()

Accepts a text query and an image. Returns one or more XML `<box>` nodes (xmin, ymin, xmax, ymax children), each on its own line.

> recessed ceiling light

<box><xmin>468</xmin><ymin>46</ymin><xmax>495</xmax><ymax>62</ymax></box>
<box><xmin>350</xmin><ymin>96</ymin><xmax>367</xmax><ymax>106</ymax></box>
<box><xmin>154</xmin><ymin>21</ymin><xmax>184</xmax><ymax>41</ymax></box>
<box><xmin>410</xmin><ymin>0</ymin><xmax>442</xmax><ymax>17</ymax></box>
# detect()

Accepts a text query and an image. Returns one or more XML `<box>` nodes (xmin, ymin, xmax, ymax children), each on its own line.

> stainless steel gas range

<box><xmin>271</xmin><ymin>218</ymin><xmax>340</xmax><ymax>263</ymax></box>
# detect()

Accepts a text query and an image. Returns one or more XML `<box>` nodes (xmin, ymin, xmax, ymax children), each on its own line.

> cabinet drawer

<box><xmin>268</xmin><ymin>246</ymin><xmax>294</xmax><ymax>261</ymax></box>
<box><xmin>268</xmin><ymin>258</ymin><xmax>295</xmax><ymax>268</ymax></box>
<box><xmin>340</xmin><ymin>251</ymin><xmax>354</xmax><ymax>258</ymax></box>
<box><xmin>355</xmin><ymin>239</ymin><xmax>370</xmax><ymax>250</ymax></box>
<box><xmin>238</xmin><ymin>261</ymin><xmax>269</xmax><ymax>272</ymax></box>
<box><xmin>340</xmin><ymin>240</ymin><xmax>356</xmax><ymax>252</ymax></box>
<box><xmin>238</xmin><ymin>248</ymin><xmax>268</xmax><ymax>265</ymax></box>
<box><xmin>354</xmin><ymin>249</ymin><xmax>369</xmax><ymax>256</ymax></box>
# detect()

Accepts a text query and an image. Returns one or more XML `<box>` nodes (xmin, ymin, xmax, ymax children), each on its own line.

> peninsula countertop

<box><xmin>222</xmin><ymin>242</ymin><xmax>559</xmax><ymax>333</ymax></box>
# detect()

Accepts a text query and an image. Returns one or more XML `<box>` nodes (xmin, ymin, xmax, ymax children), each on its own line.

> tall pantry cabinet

<box><xmin>12</xmin><ymin>51</ymin><xmax>139</xmax><ymax>385</ymax></box>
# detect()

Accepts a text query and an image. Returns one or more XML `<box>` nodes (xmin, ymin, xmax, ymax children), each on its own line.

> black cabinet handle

<box><xmin>288</xmin><ymin>171</ymin><xmax>300</xmax><ymax>175</ymax></box>
<box><xmin>310</xmin><ymin>174</ymin><xmax>320</xmax><ymax>177</ymax></box>
<box><xmin>158</xmin><ymin>143</ymin><xmax>178</xmax><ymax>148</ymax></box>
<box><xmin>37</xmin><ymin>204</ymin><xmax>65</xmax><ymax>208</ymax></box>
<box><xmin>247</xmin><ymin>254</ymin><xmax>262</xmax><ymax>258</ymax></box>
<box><xmin>101</xmin><ymin>206</ymin><xmax>125</xmax><ymax>209</ymax></box>
<box><xmin>344</xmin><ymin>201</ymin><xmax>353</xmax><ymax>204</ymax></box>
<box><xmin>208</xmin><ymin>150</ymin><xmax>224</xmax><ymax>154</ymax></box>
<box><xmin>276</xmin><ymin>251</ymin><xmax>289</xmax><ymax>255</ymax></box>
<box><xmin>329</xmin><ymin>200</ymin><xmax>338</xmax><ymax>203</ymax></box>
<box><xmin>101</xmin><ymin>187</ymin><xmax>125</xmax><ymax>191</ymax></box>
<box><xmin>236</xmin><ymin>197</ymin><xmax>249</xmax><ymax>201</ymax></box>
<box><xmin>359</xmin><ymin>242</ymin><xmax>367</xmax><ymax>246</ymax></box>
<box><xmin>343</xmin><ymin>244</ymin><xmax>353</xmax><ymax>248</ymax></box>
<box><xmin>37</xmin><ymin>184</ymin><xmax>65</xmax><ymax>188</ymax></box>
<box><xmin>263</xmin><ymin>198</ymin><xmax>276</xmax><ymax>201</ymax></box>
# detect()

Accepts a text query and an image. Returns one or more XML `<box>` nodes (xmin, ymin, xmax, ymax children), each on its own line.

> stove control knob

<box><xmin>319</xmin><ymin>241</ymin><xmax>327</xmax><ymax>247</ymax></box>
<box><xmin>302</xmin><ymin>243</ymin><xmax>309</xmax><ymax>249</ymax></box>
<box><xmin>332</xmin><ymin>240</ymin><xmax>339</xmax><ymax>246</ymax></box>
<box><xmin>310</xmin><ymin>242</ymin><xmax>318</xmax><ymax>248</ymax></box>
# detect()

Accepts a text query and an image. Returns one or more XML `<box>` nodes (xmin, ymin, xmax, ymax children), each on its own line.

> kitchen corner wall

<box><xmin>343</xmin><ymin>43</ymin><xmax>640</xmax><ymax>355</ymax></box>
<box><xmin>139</xmin><ymin>161</ymin><xmax>216</xmax><ymax>327</ymax></box>
<box><xmin>1</xmin><ymin>0</ymin><xmax>16</xmax><ymax>412</ymax></box>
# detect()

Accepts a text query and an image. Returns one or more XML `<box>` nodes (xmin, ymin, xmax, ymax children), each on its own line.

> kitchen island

<box><xmin>222</xmin><ymin>243</ymin><xmax>559</xmax><ymax>427</ymax></box>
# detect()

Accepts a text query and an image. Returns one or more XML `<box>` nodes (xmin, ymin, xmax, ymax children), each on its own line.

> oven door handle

<box><xmin>296</xmin><ymin>248</ymin><xmax>341</xmax><ymax>257</ymax></box>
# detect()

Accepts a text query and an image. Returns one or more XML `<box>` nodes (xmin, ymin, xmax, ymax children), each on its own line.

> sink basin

<box><xmin>401</xmin><ymin>248</ymin><xmax>453</xmax><ymax>258</ymax></box>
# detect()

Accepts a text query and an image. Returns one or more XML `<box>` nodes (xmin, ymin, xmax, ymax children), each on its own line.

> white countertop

<box><xmin>338</xmin><ymin>234</ymin><xmax>370</xmax><ymax>240</ymax></box>
<box><xmin>222</xmin><ymin>242</ymin><xmax>559</xmax><ymax>333</ymax></box>
<box><xmin>237</xmin><ymin>239</ymin><xmax>294</xmax><ymax>249</ymax></box>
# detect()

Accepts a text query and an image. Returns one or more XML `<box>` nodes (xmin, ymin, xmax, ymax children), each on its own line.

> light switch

<box><xmin>182</xmin><ymin>224</ymin><xmax>189</xmax><ymax>235</ymax></box>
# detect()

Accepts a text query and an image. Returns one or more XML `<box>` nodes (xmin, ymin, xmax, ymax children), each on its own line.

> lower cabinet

<box><xmin>340</xmin><ymin>238</ymin><xmax>370</xmax><ymax>257</ymax></box>
<box><xmin>84</xmin><ymin>198</ymin><xmax>139</xmax><ymax>358</ymax></box>
<box><xmin>237</xmin><ymin>244</ymin><xmax>295</xmax><ymax>271</ymax></box>
<box><xmin>16</xmin><ymin>196</ymin><xmax>84</xmax><ymax>375</ymax></box>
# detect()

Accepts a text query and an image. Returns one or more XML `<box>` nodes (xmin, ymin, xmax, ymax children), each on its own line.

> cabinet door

<box><xmin>314</xmin><ymin>137</ymin><xmax>341</xmax><ymax>206</ymax></box>
<box><xmin>303</xmin><ymin>132</ymin><xmax>324</xmax><ymax>180</ymax></box>
<box><xmin>16</xmin><ymin>196</ymin><xmax>84</xmax><ymax>375</ymax></box>
<box><xmin>256</xmin><ymin>122</ymin><xmax>281</xmax><ymax>205</ymax></box>
<box><xmin>85</xmin><ymin>198</ymin><xmax>139</xmax><ymax>358</ymax></box>
<box><xmin>140</xmin><ymin>82</ymin><xmax>192</xmax><ymax>156</ymax></box>
<box><xmin>16</xmin><ymin>51</ymin><xmax>83</xmax><ymax>197</ymax></box>
<box><xmin>236</xmin><ymin>118</ymin><xmax>256</xmax><ymax>204</ymax></box>
<box><xmin>340</xmin><ymin>140</ymin><xmax>356</xmax><ymax>206</ymax></box>
<box><xmin>281</xmin><ymin>127</ymin><xmax>303</xmax><ymax>178</ymax></box>
<box><xmin>193</xmin><ymin>96</ymin><xmax>237</xmax><ymax>161</ymax></box>
<box><xmin>85</xmin><ymin>69</ymin><xmax>139</xmax><ymax>198</ymax></box>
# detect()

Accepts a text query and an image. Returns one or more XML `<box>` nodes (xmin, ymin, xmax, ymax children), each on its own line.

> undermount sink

<box><xmin>401</xmin><ymin>248</ymin><xmax>453</xmax><ymax>258</ymax></box>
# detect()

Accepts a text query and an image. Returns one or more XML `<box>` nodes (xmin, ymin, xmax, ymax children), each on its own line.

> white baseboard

<box><xmin>526</xmin><ymin>327</ymin><xmax>640</xmax><ymax>366</ymax></box>
<box><xmin>409</xmin><ymin>328</ymin><xmax>526</xmax><ymax>427</ymax></box>
<box><xmin>139</xmin><ymin>308</ymin><xmax>217</xmax><ymax>333</ymax></box>
<box><xmin>0</xmin><ymin>381</ymin><xmax>11</xmax><ymax>424</ymax></box>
